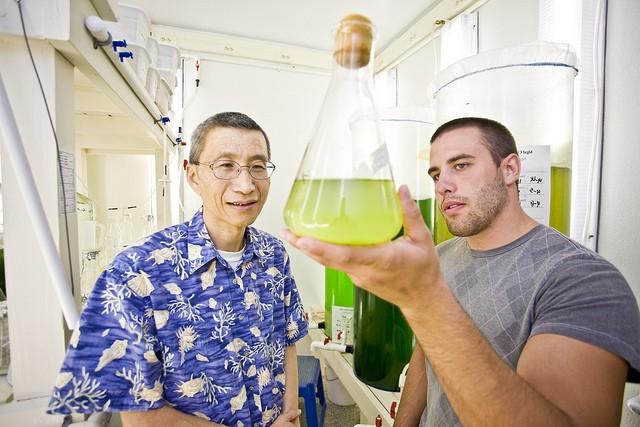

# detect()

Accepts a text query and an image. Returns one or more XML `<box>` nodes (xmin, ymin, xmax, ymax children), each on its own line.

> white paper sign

<box><xmin>518</xmin><ymin>145</ymin><xmax>551</xmax><ymax>225</ymax></box>
<box><xmin>58</xmin><ymin>151</ymin><xmax>76</xmax><ymax>214</ymax></box>
<box><xmin>331</xmin><ymin>305</ymin><xmax>353</xmax><ymax>345</ymax></box>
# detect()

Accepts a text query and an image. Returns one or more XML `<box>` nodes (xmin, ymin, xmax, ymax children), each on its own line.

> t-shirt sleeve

<box><xmin>531</xmin><ymin>255</ymin><xmax>640</xmax><ymax>381</ymax></box>
<box><xmin>282</xmin><ymin>251</ymin><xmax>308</xmax><ymax>346</ymax></box>
<box><xmin>47</xmin><ymin>261</ymin><xmax>165</xmax><ymax>414</ymax></box>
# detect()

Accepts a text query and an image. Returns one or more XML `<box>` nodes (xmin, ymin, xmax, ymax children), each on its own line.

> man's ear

<box><xmin>502</xmin><ymin>153</ymin><xmax>521</xmax><ymax>186</ymax></box>
<box><xmin>186</xmin><ymin>164</ymin><xmax>201</xmax><ymax>196</ymax></box>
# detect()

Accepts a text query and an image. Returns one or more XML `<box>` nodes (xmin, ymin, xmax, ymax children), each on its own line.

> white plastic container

<box><xmin>379</xmin><ymin>107</ymin><xmax>435</xmax><ymax>200</ymax></box>
<box><xmin>145</xmin><ymin>36</ymin><xmax>159</xmax><ymax>67</ymax></box>
<box><xmin>157</xmin><ymin>43</ymin><xmax>180</xmax><ymax>70</ymax></box>
<box><xmin>155</xmin><ymin>77</ymin><xmax>173</xmax><ymax>115</ymax></box>
<box><xmin>158</xmin><ymin>67</ymin><xmax>178</xmax><ymax>89</ymax></box>
<box><xmin>145</xmin><ymin>66</ymin><xmax>160</xmax><ymax>101</ymax></box>
<box><xmin>433</xmin><ymin>41</ymin><xmax>578</xmax><ymax>235</ymax></box>
<box><xmin>105</xmin><ymin>20</ymin><xmax>125</xmax><ymax>42</ymax></box>
<box><xmin>117</xmin><ymin>3</ymin><xmax>151</xmax><ymax>46</ymax></box>
<box><xmin>127</xmin><ymin>41</ymin><xmax>151</xmax><ymax>87</ymax></box>
<box><xmin>325</xmin><ymin>365</ymin><xmax>355</xmax><ymax>406</ymax></box>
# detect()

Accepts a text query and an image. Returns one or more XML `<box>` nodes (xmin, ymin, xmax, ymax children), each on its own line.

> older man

<box><xmin>49</xmin><ymin>112</ymin><xmax>307</xmax><ymax>427</ymax></box>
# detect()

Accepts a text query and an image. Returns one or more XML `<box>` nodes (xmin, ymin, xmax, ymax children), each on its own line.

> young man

<box><xmin>48</xmin><ymin>112</ymin><xmax>307</xmax><ymax>427</ymax></box>
<box><xmin>284</xmin><ymin>117</ymin><xmax>640</xmax><ymax>426</ymax></box>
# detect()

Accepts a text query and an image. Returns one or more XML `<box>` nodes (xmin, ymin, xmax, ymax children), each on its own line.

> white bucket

<box><xmin>155</xmin><ymin>77</ymin><xmax>173</xmax><ymax>115</ymax></box>
<box><xmin>145</xmin><ymin>67</ymin><xmax>160</xmax><ymax>101</ymax></box>
<box><xmin>157</xmin><ymin>43</ymin><xmax>180</xmax><ymax>70</ymax></box>
<box><xmin>127</xmin><ymin>42</ymin><xmax>151</xmax><ymax>86</ymax></box>
<box><xmin>158</xmin><ymin>67</ymin><xmax>178</xmax><ymax>89</ymax></box>
<box><xmin>146</xmin><ymin>37</ymin><xmax>159</xmax><ymax>67</ymax></box>
<box><xmin>117</xmin><ymin>3</ymin><xmax>151</xmax><ymax>46</ymax></box>
<box><xmin>325</xmin><ymin>365</ymin><xmax>355</xmax><ymax>406</ymax></box>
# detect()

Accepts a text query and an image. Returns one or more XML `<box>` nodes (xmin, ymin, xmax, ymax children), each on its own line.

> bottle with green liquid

<box><xmin>284</xmin><ymin>14</ymin><xmax>402</xmax><ymax>244</ymax></box>
<box><xmin>353</xmin><ymin>197</ymin><xmax>433</xmax><ymax>391</ymax></box>
<box><xmin>324</xmin><ymin>267</ymin><xmax>354</xmax><ymax>343</ymax></box>
<box><xmin>333</xmin><ymin>108</ymin><xmax>436</xmax><ymax>391</ymax></box>
<box><xmin>350</xmin><ymin>109</ymin><xmax>436</xmax><ymax>391</ymax></box>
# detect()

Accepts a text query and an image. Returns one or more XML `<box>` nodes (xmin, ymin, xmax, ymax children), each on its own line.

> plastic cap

<box><xmin>85</xmin><ymin>16</ymin><xmax>109</xmax><ymax>42</ymax></box>
<box><xmin>333</xmin><ymin>14</ymin><xmax>374</xmax><ymax>69</ymax></box>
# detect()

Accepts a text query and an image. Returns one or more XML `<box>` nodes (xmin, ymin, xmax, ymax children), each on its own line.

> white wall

<box><xmin>477</xmin><ymin>0</ymin><xmax>539</xmax><ymax>51</ymax></box>
<box><xmin>598</xmin><ymin>0</ymin><xmax>640</xmax><ymax>300</ymax></box>
<box><xmin>394</xmin><ymin>0</ymin><xmax>539</xmax><ymax>112</ymax></box>
<box><xmin>396</xmin><ymin>40</ymin><xmax>439</xmax><ymax>108</ymax></box>
<box><xmin>86</xmin><ymin>152</ymin><xmax>156</xmax><ymax>242</ymax></box>
<box><xmin>181</xmin><ymin>59</ymin><xmax>330</xmax><ymax>310</ymax></box>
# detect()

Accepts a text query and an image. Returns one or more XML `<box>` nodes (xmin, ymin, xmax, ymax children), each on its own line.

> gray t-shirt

<box><xmin>420</xmin><ymin>224</ymin><xmax>640</xmax><ymax>427</ymax></box>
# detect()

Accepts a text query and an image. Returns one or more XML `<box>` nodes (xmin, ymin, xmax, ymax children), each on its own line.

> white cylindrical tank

<box><xmin>380</xmin><ymin>107</ymin><xmax>435</xmax><ymax>202</ymax></box>
<box><xmin>433</xmin><ymin>41</ymin><xmax>578</xmax><ymax>242</ymax></box>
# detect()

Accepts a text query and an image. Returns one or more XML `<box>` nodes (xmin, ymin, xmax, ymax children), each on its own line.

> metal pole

<box><xmin>0</xmin><ymin>73</ymin><xmax>79</xmax><ymax>329</ymax></box>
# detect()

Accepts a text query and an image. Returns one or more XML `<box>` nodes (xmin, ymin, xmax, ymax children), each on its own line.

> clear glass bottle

<box><xmin>284</xmin><ymin>14</ymin><xmax>402</xmax><ymax>245</ymax></box>
<box><xmin>352</xmin><ymin>109</ymin><xmax>435</xmax><ymax>391</ymax></box>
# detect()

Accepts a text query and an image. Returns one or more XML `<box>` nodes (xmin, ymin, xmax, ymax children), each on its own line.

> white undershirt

<box><xmin>218</xmin><ymin>246</ymin><xmax>245</xmax><ymax>270</ymax></box>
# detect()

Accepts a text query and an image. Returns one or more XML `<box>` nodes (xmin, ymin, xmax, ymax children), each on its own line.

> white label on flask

<box><xmin>518</xmin><ymin>145</ymin><xmax>551</xmax><ymax>225</ymax></box>
<box><xmin>332</xmin><ymin>305</ymin><xmax>353</xmax><ymax>346</ymax></box>
<box><xmin>370</xmin><ymin>144</ymin><xmax>390</xmax><ymax>175</ymax></box>
<box><xmin>58</xmin><ymin>151</ymin><xmax>76</xmax><ymax>214</ymax></box>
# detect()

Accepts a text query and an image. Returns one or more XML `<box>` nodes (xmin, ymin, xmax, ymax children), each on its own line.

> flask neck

<box><xmin>327</xmin><ymin>60</ymin><xmax>375</xmax><ymax>92</ymax></box>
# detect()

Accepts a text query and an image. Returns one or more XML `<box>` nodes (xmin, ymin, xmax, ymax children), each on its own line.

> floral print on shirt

<box><xmin>47</xmin><ymin>210</ymin><xmax>308</xmax><ymax>427</ymax></box>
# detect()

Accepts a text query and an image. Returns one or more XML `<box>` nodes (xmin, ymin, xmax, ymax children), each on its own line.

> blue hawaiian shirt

<box><xmin>47</xmin><ymin>210</ymin><xmax>308</xmax><ymax>427</ymax></box>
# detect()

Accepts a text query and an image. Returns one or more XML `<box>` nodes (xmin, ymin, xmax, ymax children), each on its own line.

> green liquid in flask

<box><xmin>284</xmin><ymin>178</ymin><xmax>402</xmax><ymax>245</ymax></box>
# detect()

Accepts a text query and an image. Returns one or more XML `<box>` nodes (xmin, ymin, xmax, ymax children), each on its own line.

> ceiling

<box><xmin>75</xmin><ymin>1</ymin><xmax>439</xmax><ymax>148</ymax></box>
<box><xmin>119</xmin><ymin>0</ymin><xmax>439</xmax><ymax>52</ymax></box>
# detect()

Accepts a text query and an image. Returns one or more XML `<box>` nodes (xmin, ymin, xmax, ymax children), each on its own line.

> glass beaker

<box><xmin>284</xmin><ymin>14</ymin><xmax>402</xmax><ymax>245</ymax></box>
<box><xmin>352</xmin><ymin>108</ymin><xmax>435</xmax><ymax>391</ymax></box>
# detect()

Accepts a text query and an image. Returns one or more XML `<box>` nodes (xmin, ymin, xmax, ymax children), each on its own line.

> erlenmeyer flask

<box><xmin>284</xmin><ymin>14</ymin><xmax>402</xmax><ymax>245</ymax></box>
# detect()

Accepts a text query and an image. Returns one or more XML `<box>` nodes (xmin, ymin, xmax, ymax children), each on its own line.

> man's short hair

<box><xmin>189</xmin><ymin>112</ymin><xmax>271</xmax><ymax>163</ymax></box>
<box><xmin>430</xmin><ymin>117</ymin><xmax>518</xmax><ymax>166</ymax></box>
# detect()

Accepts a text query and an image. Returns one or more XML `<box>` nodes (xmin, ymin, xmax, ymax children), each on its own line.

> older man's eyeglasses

<box><xmin>193</xmin><ymin>159</ymin><xmax>276</xmax><ymax>180</ymax></box>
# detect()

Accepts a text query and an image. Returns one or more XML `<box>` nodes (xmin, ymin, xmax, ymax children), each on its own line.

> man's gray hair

<box><xmin>189</xmin><ymin>112</ymin><xmax>271</xmax><ymax>163</ymax></box>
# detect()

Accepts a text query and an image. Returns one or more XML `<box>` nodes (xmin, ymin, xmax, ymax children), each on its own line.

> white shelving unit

<box><xmin>308</xmin><ymin>329</ymin><xmax>401</xmax><ymax>426</ymax></box>
<box><xmin>0</xmin><ymin>1</ymin><xmax>179</xmax><ymax>423</ymax></box>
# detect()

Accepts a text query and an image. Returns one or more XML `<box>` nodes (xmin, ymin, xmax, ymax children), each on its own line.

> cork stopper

<box><xmin>333</xmin><ymin>14</ymin><xmax>374</xmax><ymax>69</ymax></box>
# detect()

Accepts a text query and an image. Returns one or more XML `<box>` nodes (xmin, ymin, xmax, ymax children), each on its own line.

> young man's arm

<box><xmin>394</xmin><ymin>344</ymin><xmax>427</xmax><ymax>427</ymax></box>
<box><xmin>121</xmin><ymin>406</ymin><xmax>225</xmax><ymax>426</ymax></box>
<box><xmin>284</xmin><ymin>186</ymin><xmax>631</xmax><ymax>427</ymax></box>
